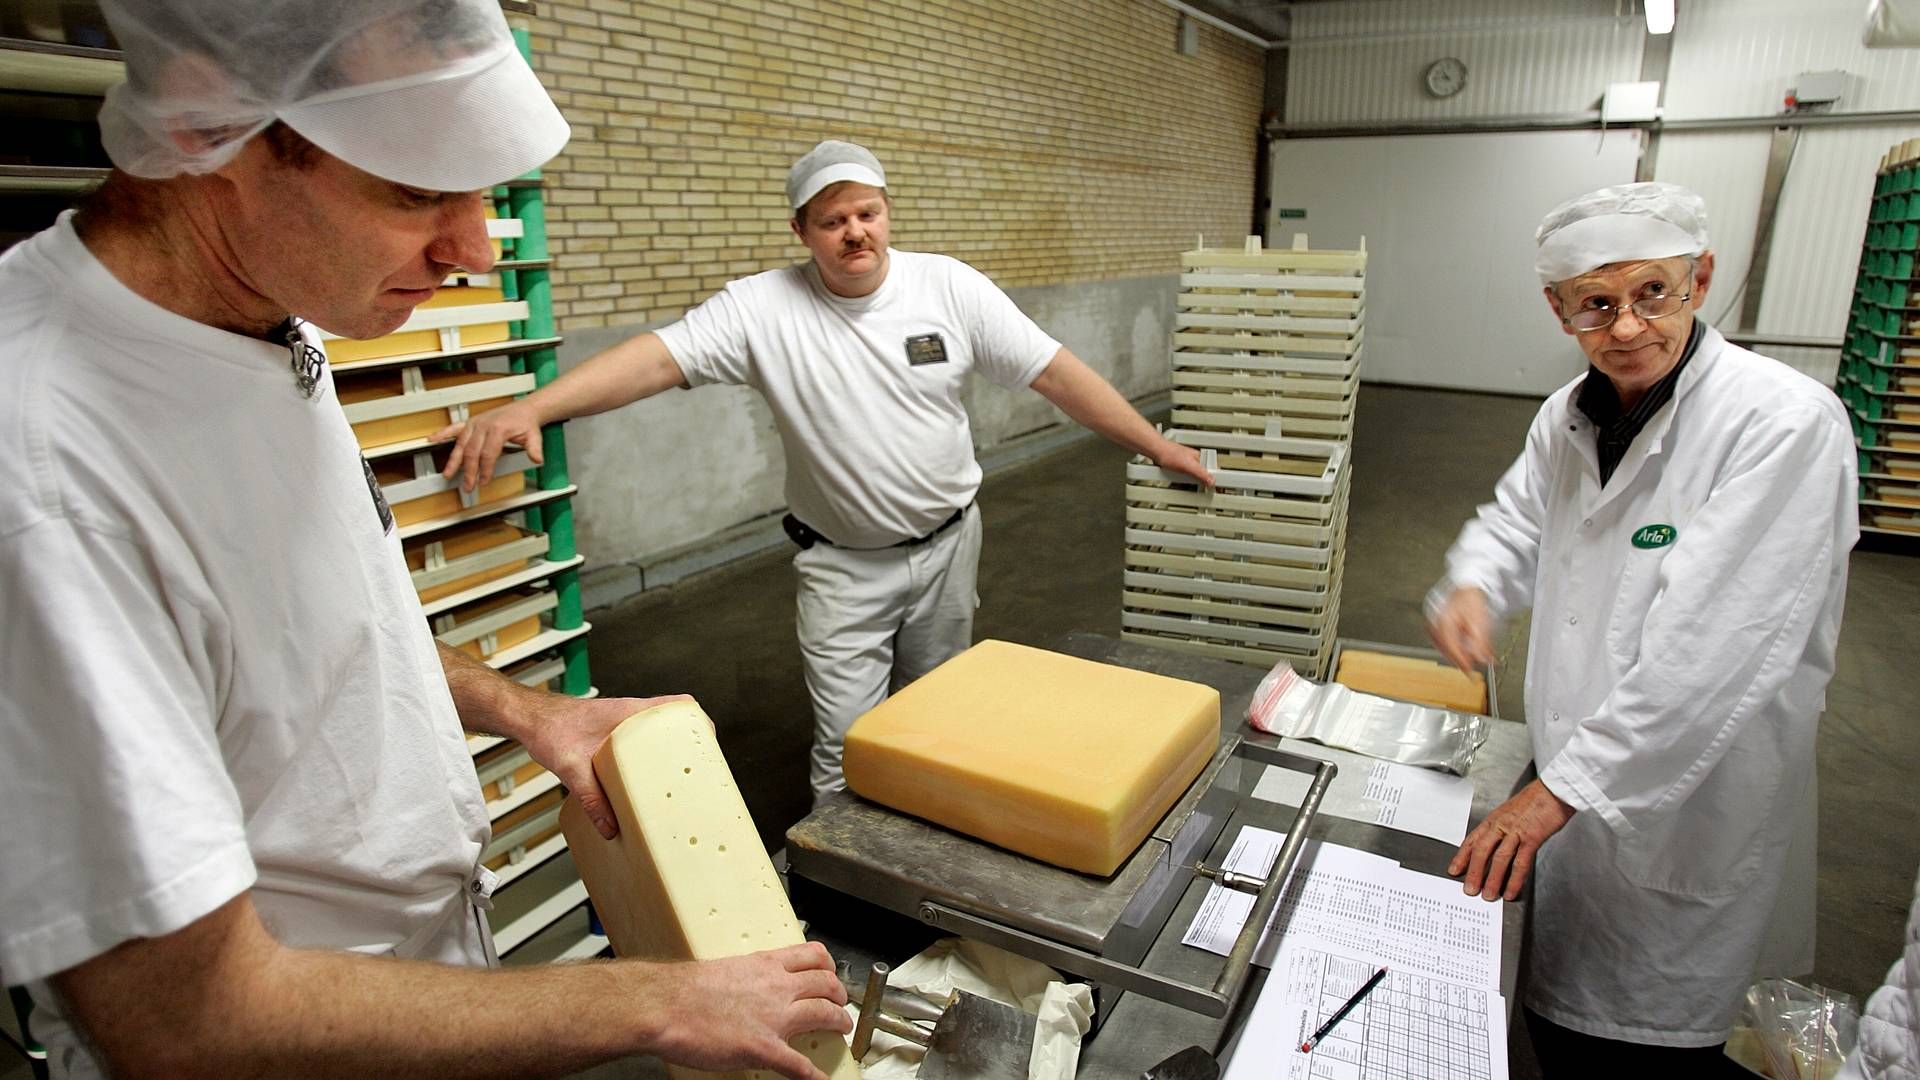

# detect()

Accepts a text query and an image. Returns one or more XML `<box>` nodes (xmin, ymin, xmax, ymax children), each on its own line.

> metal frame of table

<box><xmin>793</xmin><ymin>632</ymin><xmax>1534</xmax><ymax>1076</ymax></box>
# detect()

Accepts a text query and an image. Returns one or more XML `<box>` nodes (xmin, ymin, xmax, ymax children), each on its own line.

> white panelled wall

<box><xmin>1278</xmin><ymin>0</ymin><xmax>1920</xmax><ymax>391</ymax></box>
<box><xmin>1286</xmin><ymin>0</ymin><xmax>1644</xmax><ymax>123</ymax></box>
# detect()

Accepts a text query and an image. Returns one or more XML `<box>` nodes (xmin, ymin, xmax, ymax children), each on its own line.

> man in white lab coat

<box><xmin>1427</xmin><ymin>182</ymin><xmax>1858</xmax><ymax>1073</ymax></box>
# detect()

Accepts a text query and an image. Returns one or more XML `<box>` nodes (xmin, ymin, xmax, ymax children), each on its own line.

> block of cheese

<box><xmin>442</xmin><ymin>591</ymin><xmax>541</xmax><ymax>661</ymax></box>
<box><xmin>337</xmin><ymin>369</ymin><xmax>518</xmax><ymax>451</ymax></box>
<box><xmin>560</xmin><ymin>702</ymin><xmax>862</xmax><ymax>1080</ymax></box>
<box><xmin>841</xmin><ymin>639</ymin><xmax>1220</xmax><ymax>876</ymax></box>
<box><xmin>405</xmin><ymin>521</ymin><xmax>537</xmax><ymax>603</ymax></box>
<box><xmin>373</xmin><ymin>459</ymin><xmax>525</xmax><ymax>527</ymax></box>
<box><xmin>324</xmin><ymin>285</ymin><xmax>512</xmax><ymax>365</ymax></box>
<box><xmin>1334</xmin><ymin>649</ymin><xmax>1488</xmax><ymax>715</ymax></box>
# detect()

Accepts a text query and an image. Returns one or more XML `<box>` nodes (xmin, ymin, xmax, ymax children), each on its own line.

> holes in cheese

<box><xmin>841</xmin><ymin>640</ymin><xmax>1221</xmax><ymax>876</ymax></box>
<box><xmin>558</xmin><ymin>701</ymin><xmax>862</xmax><ymax>1080</ymax></box>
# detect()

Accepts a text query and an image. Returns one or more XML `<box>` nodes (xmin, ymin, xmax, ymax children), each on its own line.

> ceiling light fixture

<box><xmin>1645</xmin><ymin>0</ymin><xmax>1676</xmax><ymax>35</ymax></box>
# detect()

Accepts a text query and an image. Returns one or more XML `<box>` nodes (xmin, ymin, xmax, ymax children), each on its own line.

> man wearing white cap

<box><xmin>441</xmin><ymin>139</ymin><xmax>1211</xmax><ymax>802</ymax></box>
<box><xmin>0</xmin><ymin>2</ymin><xmax>852</xmax><ymax>1077</ymax></box>
<box><xmin>1427</xmin><ymin>182</ymin><xmax>1857</xmax><ymax>1070</ymax></box>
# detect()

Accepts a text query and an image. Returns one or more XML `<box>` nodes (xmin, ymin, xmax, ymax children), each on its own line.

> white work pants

<box><xmin>793</xmin><ymin>504</ymin><xmax>982</xmax><ymax>802</ymax></box>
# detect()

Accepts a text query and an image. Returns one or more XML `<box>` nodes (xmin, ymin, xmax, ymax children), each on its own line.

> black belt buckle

<box><xmin>782</xmin><ymin>513</ymin><xmax>824</xmax><ymax>551</ymax></box>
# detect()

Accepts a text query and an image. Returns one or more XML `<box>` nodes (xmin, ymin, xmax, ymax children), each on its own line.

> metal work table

<box><xmin>793</xmin><ymin>632</ymin><xmax>1534</xmax><ymax>1076</ymax></box>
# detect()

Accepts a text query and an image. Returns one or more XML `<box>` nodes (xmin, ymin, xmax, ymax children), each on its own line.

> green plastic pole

<box><xmin>507</xmin><ymin>19</ymin><xmax>587</xmax><ymax>693</ymax></box>
<box><xmin>560</xmin><ymin>633</ymin><xmax>593</xmax><ymax>696</ymax></box>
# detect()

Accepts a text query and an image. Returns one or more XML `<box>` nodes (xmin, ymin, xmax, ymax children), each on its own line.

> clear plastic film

<box><xmin>1247</xmin><ymin>664</ymin><xmax>1489</xmax><ymax>776</ymax></box>
<box><xmin>1726</xmin><ymin>977</ymin><xmax>1859</xmax><ymax>1079</ymax></box>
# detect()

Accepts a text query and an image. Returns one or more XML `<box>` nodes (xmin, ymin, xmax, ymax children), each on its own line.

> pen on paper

<box><xmin>1299</xmin><ymin>965</ymin><xmax>1389</xmax><ymax>1053</ymax></box>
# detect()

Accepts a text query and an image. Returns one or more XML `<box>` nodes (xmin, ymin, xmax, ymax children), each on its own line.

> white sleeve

<box><xmin>1426</xmin><ymin>405</ymin><xmax>1555</xmax><ymax>624</ymax></box>
<box><xmin>1537</xmin><ymin>405</ymin><xmax>1855</xmax><ymax>835</ymax></box>
<box><xmin>653</xmin><ymin>284</ymin><xmax>755</xmax><ymax>389</ymax></box>
<box><xmin>956</xmin><ymin>262</ymin><xmax>1061</xmax><ymax>390</ymax></box>
<box><xmin>0</xmin><ymin>517</ymin><xmax>255</xmax><ymax>984</ymax></box>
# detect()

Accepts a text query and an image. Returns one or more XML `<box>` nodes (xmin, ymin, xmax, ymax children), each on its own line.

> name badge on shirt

<box><xmin>905</xmin><ymin>332</ymin><xmax>949</xmax><ymax>366</ymax></box>
<box><xmin>361</xmin><ymin>456</ymin><xmax>395</xmax><ymax>535</ymax></box>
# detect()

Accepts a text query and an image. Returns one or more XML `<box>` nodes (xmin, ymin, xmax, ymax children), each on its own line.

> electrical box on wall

<box><xmin>1602</xmin><ymin>81</ymin><xmax>1662</xmax><ymax>123</ymax></box>
<box><xmin>1790</xmin><ymin>70</ymin><xmax>1851</xmax><ymax>106</ymax></box>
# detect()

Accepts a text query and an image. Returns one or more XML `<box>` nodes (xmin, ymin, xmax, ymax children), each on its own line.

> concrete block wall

<box><xmin>521</xmin><ymin>0</ymin><xmax>1263</xmax><ymax>592</ymax></box>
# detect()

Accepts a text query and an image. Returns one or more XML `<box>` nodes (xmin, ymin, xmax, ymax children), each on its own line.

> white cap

<box><xmin>787</xmin><ymin>140</ymin><xmax>886</xmax><ymax>212</ymax></box>
<box><xmin>1534</xmin><ymin>182</ymin><xmax>1710</xmax><ymax>284</ymax></box>
<box><xmin>97</xmin><ymin>0</ymin><xmax>570</xmax><ymax>192</ymax></box>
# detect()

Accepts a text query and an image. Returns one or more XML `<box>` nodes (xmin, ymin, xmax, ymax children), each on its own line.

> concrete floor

<box><xmin>6</xmin><ymin>384</ymin><xmax>1913</xmax><ymax>1078</ymax></box>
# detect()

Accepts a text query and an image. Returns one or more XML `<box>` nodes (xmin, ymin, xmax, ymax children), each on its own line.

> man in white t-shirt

<box><xmin>442</xmin><ymin>140</ymin><xmax>1212</xmax><ymax>801</ymax></box>
<box><xmin>0</xmin><ymin>3</ymin><xmax>849</xmax><ymax>1078</ymax></box>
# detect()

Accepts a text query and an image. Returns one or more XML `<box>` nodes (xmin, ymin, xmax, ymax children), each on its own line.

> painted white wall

<box><xmin>1268</xmin><ymin>131</ymin><xmax>1641</xmax><ymax>395</ymax></box>
<box><xmin>1281</xmin><ymin>0</ymin><xmax>1920</xmax><ymax>392</ymax></box>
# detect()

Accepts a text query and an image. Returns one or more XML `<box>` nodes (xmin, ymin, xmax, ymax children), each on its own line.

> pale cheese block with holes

<box><xmin>560</xmin><ymin>701</ymin><xmax>862</xmax><ymax>1080</ymax></box>
<box><xmin>841</xmin><ymin>639</ymin><xmax>1220</xmax><ymax>876</ymax></box>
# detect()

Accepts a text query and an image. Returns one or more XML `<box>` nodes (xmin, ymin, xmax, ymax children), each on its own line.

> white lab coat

<box><xmin>1434</xmin><ymin>326</ymin><xmax>1858</xmax><ymax>1046</ymax></box>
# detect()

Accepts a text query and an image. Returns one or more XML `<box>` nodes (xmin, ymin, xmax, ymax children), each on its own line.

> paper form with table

<box><xmin>1251</xmin><ymin>738</ymin><xmax>1475</xmax><ymax>846</ymax></box>
<box><xmin>1186</xmin><ymin>826</ymin><xmax>1510</xmax><ymax>1080</ymax></box>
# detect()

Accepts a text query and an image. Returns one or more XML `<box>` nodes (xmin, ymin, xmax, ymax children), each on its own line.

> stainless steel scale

<box><xmin>786</xmin><ymin>727</ymin><xmax>1338</xmax><ymax>1056</ymax></box>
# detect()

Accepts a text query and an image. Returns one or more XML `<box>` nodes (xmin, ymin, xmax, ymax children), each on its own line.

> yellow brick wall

<box><xmin>524</xmin><ymin>0</ymin><xmax>1263</xmax><ymax>328</ymax></box>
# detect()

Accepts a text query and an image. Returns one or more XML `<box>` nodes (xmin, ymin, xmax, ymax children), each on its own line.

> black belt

<box><xmin>782</xmin><ymin>504</ymin><xmax>969</xmax><ymax>552</ymax></box>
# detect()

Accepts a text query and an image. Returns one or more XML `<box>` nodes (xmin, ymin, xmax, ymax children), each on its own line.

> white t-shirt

<box><xmin>656</xmin><ymin>249</ymin><xmax>1061</xmax><ymax>548</ymax></box>
<box><xmin>0</xmin><ymin>215</ymin><xmax>492</xmax><ymax>1075</ymax></box>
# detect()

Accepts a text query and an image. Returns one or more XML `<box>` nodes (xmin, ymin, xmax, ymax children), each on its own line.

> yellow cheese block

<box><xmin>473</xmin><ymin>744</ymin><xmax>547</xmax><ymax>805</ymax></box>
<box><xmin>842</xmin><ymin>639</ymin><xmax>1220</xmax><ymax>876</ymax></box>
<box><xmin>560</xmin><ymin>702</ymin><xmax>862</xmax><ymax>1080</ymax></box>
<box><xmin>484</xmin><ymin>788</ymin><xmax>565</xmax><ymax>871</ymax></box>
<box><xmin>338</xmin><ymin>369</ymin><xmax>518</xmax><ymax>451</ymax></box>
<box><xmin>374</xmin><ymin>458</ymin><xmax>526</xmax><ymax>527</ymax></box>
<box><xmin>405</xmin><ymin>521</ymin><xmax>534</xmax><ymax>603</ymax></box>
<box><xmin>324</xmin><ymin>286</ymin><xmax>512</xmax><ymax>365</ymax></box>
<box><xmin>1334</xmin><ymin>649</ymin><xmax>1488</xmax><ymax>715</ymax></box>
<box><xmin>443</xmin><ymin>590</ymin><xmax>541</xmax><ymax>661</ymax></box>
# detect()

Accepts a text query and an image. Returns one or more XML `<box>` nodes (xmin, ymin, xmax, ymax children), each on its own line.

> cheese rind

<box><xmin>559</xmin><ymin>701</ymin><xmax>862</xmax><ymax>1080</ymax></box>
<box><xmin>841</xmin><ymin>640</ymin><xmax>1221</xmax><ymax>876</ymax></box>
<box><xmin>1334</xmin><ymin>649</ymin><xmax>1488</xmax><ymax>715</ymax></box>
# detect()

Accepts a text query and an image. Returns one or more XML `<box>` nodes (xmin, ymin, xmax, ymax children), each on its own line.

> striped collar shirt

<box><xmin>1575</xmin><ymin>320</ymin><xmax>1703</xmax><ymax>487</ymax></box>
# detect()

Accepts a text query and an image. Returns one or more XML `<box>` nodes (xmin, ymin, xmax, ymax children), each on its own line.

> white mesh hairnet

<box><xmin>787</xmin><ymin>140</ymin><xmax>887</xmax><ymax>211</ymax></box>
<box><xmin>1534</xmin><ymin>182</ymin><xmax>1710</xmax><ymax>284</ymax></box>
<box><xmin>97</xmin><ymin>0</ymin><xmax>569</xmax><ymax>191</ymax></box>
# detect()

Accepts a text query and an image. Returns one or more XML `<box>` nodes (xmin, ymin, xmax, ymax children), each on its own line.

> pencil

<box><xmin>1299</xmin><ymin>966</ymin><xmax>1388</xmax><ymax>1053</ymax></box>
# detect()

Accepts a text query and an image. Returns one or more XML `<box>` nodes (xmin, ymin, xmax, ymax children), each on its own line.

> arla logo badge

<box><xmin>1631</xmin><ymin>523</ymin><xmax>1677</xmax><ymax>550</ymax></box>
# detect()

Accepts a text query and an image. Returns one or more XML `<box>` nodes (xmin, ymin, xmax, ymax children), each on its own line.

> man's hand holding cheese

<box><xmin>1425</xmin><ymin>182</ymin><xmax>1857</xmax><ymax>1070</ymax></box>
<box><xmin>0</xmin><ymin>2</ymin><xmax>851</xmax><ymax>1076</ymax></box>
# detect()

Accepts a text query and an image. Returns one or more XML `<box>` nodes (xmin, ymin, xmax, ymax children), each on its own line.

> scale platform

<box><xmin>786</xmin><ymin>639</ymin><xmax>1336</xmax><ymax>1027</ymax></box>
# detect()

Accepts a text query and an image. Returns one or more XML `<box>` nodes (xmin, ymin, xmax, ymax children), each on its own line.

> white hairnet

<box><xmin>1534</xmin><ymin>182</ymin><xmax>1710</xmax><ymax>284</ymax></box>
<box><xmin>97</xmin><ymin>0</ymin><xmax>569</xmax><ymax>192</ymax></box>
<box><xmin>787</xmin><ymin>139</ymin><xmax>887</xmax><ymax>211</ymax></box>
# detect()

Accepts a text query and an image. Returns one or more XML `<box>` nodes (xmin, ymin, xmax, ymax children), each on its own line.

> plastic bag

<box><xmin>1725</xmin><ymin>977</ymin><xmax>1859</xmax><ymax>1079</ymax></box>
<box><xmin>1247</xmin><ymin>662</ymin><xmax>1488</xmax><ymax>776</ymax></box>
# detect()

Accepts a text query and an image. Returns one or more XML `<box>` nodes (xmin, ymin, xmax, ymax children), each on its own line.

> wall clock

<box><xmin>1424</xmin><ymin>57</ymin><xmax>1468</xmax><ymax>98</ymax></box>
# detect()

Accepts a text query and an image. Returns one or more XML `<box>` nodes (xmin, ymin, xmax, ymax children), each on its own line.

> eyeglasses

<box><xmin>1563</xmin><ymin>293</ymin><xmax>1692</xmax><ymax>333</ymax></box>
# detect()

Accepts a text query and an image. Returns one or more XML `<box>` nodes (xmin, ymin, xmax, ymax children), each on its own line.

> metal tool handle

<box><xmin>1210</xmin><ymin>752</ymin><xmax>1335</xmax><ymax>1008</ymax></box>
<box><xmin>916</xmin><ymin>751</ymin><xmax>1337</xmax><ymax>1021</ymax></box>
